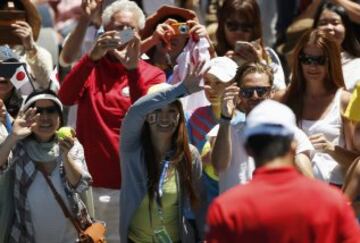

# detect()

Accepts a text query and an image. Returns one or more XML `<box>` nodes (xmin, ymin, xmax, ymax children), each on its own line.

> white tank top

<box><xmin>301</xmin><ymin>89</ymin><xmax>345</xmax><ymax>184</ymax></box>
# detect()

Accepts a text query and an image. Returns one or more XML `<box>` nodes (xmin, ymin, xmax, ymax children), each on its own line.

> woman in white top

<box><xmin>282</xmin><ymin>29</ymin><xmax>355</xmax><ymax>186</ymax></box>
<box><xmin>313</xmin><ymin>2</ymin><xmax>360</xmax><ymax>91</ymax></box>
<box><xmin>0</xmin><ymin>90</ymin><xmax>92</xmax><ymax>243</ymax></box>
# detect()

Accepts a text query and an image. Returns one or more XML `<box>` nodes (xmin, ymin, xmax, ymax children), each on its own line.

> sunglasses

<box><xmin>35</xmin><ymin>106</ymin><xmax>58</xmax><ymax>115</ymax></box>
<box><xmin>299</xmin><ymin>54</ymin><xmax>327</xmax><ymax>65</ymax></box>
<box><xmin>146</xmin><ymin>112</ymin><xmax>180</xmax><ymax>125</ymax></box>
<box><xmin>225</xmin><ymin>21</ymin><xmax>253</xmax><ymax>33</ymax></box>
<box><xmin>240</xmin><ymin>87</ymin><xmax>271</xmax><ymax>99</ymax></box>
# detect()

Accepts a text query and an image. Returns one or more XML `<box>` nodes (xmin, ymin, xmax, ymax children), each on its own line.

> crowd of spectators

<box><xmin>1</xmin><ymin>0</ymin><xmax>360</xmax><ymax>242</ymax></box>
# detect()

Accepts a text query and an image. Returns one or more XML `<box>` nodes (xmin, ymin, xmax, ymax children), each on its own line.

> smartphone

<box><xmin>117</xmin><ymin>28</ymin><xmax>134</xmax><ymax>45</ymax></box>
<box><xmin>234</xmin><ymin>41</ymin><xmax>254</xmax><ymax>53</ymax></box>
<box><xmin>169</xmin><ymin>22</ymin><xmax>190</xmax><ymax>35</ymax></box>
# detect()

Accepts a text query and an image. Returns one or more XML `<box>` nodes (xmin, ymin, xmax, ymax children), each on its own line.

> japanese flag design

<box><xmin>10</xmin><ymin>65</ymin><xmax>29</xmax><ymax>90</ymax></box>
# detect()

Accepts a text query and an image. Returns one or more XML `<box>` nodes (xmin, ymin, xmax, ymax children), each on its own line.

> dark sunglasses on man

<box><xmin>225</xmin><ymin>21</ymin><xmax>253</xmax><ymax>33</ymax></box>
<box><xmin>299</xmin><ymin>53</ymin><xmax>327</xmax><ymax>65</ymax></box>
<box><xmin>240</xmin><ymin>86</ymin><xmax>271</xmax><ymax>99</ymax></box>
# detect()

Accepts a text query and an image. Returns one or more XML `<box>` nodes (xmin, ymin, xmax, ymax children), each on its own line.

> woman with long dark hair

<box><xmin>313</xmin><ymin>2</ymin><xmax>360</xmax><ymax>91</ymax></box>
<box><xmin>283</xmin><ymin>29</ymin><xmax>356</xmax><ymax>186</ymax></box>
<box><xmin>119</xmin><ymin>63</ymin><xmax>206</xmax><ymax>242</ymax></box>
<box><xmin>215</xmin><ymin>0</ymin><xmax>286</xmax><ymax>90</ymax></box>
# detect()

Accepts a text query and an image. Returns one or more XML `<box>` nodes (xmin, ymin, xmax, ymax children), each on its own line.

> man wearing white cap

<box><xmin>206</xmin><ymin>100</ymin><xmax>360</xmax><ymax>242</ymax></box>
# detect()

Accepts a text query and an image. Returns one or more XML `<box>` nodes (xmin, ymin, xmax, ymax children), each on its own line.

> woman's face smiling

<box><xmin>317</xmin><ymin>9</ymin><xmax>345</xmax><ymax>46</ymax></box>
<box><xmin>32</xmin><ymin>100</ymin><xmax>60</xmax><ymax>142</ymax></box>
<box><xmin>146</xmin><ymin>103</ymin><xmax>180</xmax><ymax>136</ymax></box>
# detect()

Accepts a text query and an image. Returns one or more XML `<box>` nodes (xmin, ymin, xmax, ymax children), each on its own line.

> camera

<box><xmin>170</xmin><ymin>22</ymin><xmax>190</xmax><ymax>35</ymax></box>
<box><xmin>116</xmin><ymin>28</ymin><xmax>134</xmax><ymax>45</ymax></box>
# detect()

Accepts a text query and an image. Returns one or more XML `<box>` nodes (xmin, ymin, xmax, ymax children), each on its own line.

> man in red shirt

<box><xmin>206</xmin><ymin>100</ymin><xmax>360</xmax><ymax>243</ymax></box>
<box><xmin>58</xmin><ymin>1</ymin><xmax>165</xmax><ymax>241</ymax></box>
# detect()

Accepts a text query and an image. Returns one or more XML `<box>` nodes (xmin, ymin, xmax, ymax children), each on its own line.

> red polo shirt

<box><xmin>206</xmin><ymin>166</ymin><xmax>360</xmax><ymax>243</ymax></box>
<box><xmin>58</xmin><ymin>54</ymin><xmax>165</xmax><ymax>189</ymax></box>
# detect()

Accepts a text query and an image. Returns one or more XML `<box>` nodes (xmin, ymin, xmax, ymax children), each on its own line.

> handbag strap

<box><xmin>37</xmin><ymin>166</ymin><xmax>84</xmax><ymax>234</ymax></box>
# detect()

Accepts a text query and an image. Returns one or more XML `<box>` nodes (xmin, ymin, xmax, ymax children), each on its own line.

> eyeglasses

<box><xmin>225</xmin><ymin>21</ymin><xmax>253</xmax><ymax>33</ymax></box>
<box><xmin>299</xmin><ymin>54</ymin><xmax>327</xmax><ymax>65</ymax></box>
<box><xmin>35</xmin><ymin>106</ymin><xmax>58</xmax><ymax>115</ymax></box>
<box><xmin>240</xmin><ymin>87</ymin><xmax>271</xmax><ymax>99</ymax></box>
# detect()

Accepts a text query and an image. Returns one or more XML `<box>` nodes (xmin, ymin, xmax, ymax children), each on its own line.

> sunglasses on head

<box><xmin>35</xmin><ymin>106</ymin><xmax>58</xmax><ymax>115</ymax></box>
<box><xmin>240</xmin><ymin>86</ymin><xmax>271</xmax><ymax>99</ymax></box>
<box><xmin>225</xmin><ymin>21</ymin><xmax>253</xmax><ymax>33</ymax></box>
<box><xmin>299</xmin><ymin>53</ymin><xmax>327</xmax><ymax>65</ymax></box>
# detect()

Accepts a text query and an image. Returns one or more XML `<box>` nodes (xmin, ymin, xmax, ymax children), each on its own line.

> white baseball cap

<box><xmin>206</xmin><ymin>57</ymin><xmax>238</xmax><ymax>83</ymax></box>
<box><xmin>243</xmin><ymin>100</ymin><xmax>297</xmax><ymax>141</ymax></box>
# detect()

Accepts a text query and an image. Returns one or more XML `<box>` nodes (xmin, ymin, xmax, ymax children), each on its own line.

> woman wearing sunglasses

<box><xmin>215</xmin><ymin>0</ymin><xmax>286</xmax><ymax>91</ymax></box>
<box><xmin>0</xmin><ymin>89</ymin><xmax>93</xmax><ymax>242</ymax></box>
<box><xmin>313</xmin><ymin>2</ymin><xmax>360</xmax><ymax>92</ymax></box>
<box><xmin>119</xmin><ymin>63</ymin><xmax>206</xmax><ymax>243</ymax></box>
<box><xmin>282</xmin><ymin>29</ymin><xmax>357</xmax><ymax>187</ymax></box>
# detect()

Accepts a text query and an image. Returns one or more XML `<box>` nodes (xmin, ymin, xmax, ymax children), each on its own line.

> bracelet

<box><xmin>220</xmin><ymin>113</ymin><xmax>232</xmax><ymax>121</ymax></box>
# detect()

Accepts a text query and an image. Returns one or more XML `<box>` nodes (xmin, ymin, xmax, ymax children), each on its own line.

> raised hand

<box><xmin>309</xmin><ymin>133</ymin><xmax>335</xmax><ymax>152</ymax></box>
<box><xmin>221</xmin><ymin>84</ymin><xmax>240</xmax><ymax>118</ymax></box>
<box><xmin>234</xmin><ymin>40</ymin><xmax>263</xmax><ymax>63</ymax></box>
<box><xmin>11</xmin><ymin>21</ymin><xmax>35</xmax><ymax>51</ymax></box>
<box><xmin>153</xmin><ymin>19</ymin><xmax>177</xmax><ymax>49</ymax></box>
<box><xmin>81</xmin><ymin>0</ymin><xmax>103</xmax><ymax>20</ymax></box>
<box><xmin>11</xmin><ymin>108</ymin><xmax>39</xmax><ymax>141</ymax></box>
<box><xmin>89</xmin><ymin>31</ymin><xmax>122</xmax><ymax>61</ymax></box>
<box><xmin>187</xmin><ymin>20</ymin><xmax>208</xmax><ymax>42</ymax></box>
<box><xmin>183</xmin><ymin>60</ymin><xmax>209</xmax><ymax>94</ymax></box>
<box><xmin>59</xmin><ymin>135</ymin><xmax>75</xmax><ymax>157</ymax></box>
<box><xmin>111</xmin><ymin>32</ymin><xmax>141</xmax><ymax>70</ymax></box>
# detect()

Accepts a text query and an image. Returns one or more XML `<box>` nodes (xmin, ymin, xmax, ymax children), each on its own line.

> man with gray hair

<box><xmin>58</xmin><ymin>1</ymin><xmax>165</xmax><ymax>241</ymax></box>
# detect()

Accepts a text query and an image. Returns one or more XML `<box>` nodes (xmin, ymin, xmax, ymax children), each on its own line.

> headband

<box><xmin>22</xmin><ymin>93</ymin><xmax>63</xmax><ymax>112</ymax></box>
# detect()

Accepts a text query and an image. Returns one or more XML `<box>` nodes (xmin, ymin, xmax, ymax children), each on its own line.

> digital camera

<box><xmin>170</xmin><ymin>22</ymin><xmax>190</xmax><ymax>35</ymax></box>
